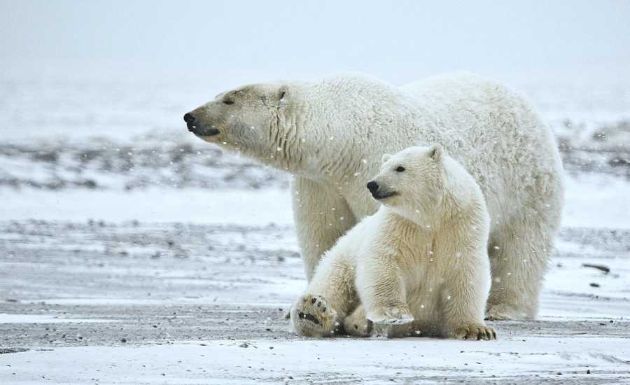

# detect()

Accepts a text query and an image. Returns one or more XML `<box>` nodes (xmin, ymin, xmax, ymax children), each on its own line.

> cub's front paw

<box><xmin>451</xmin><ymin>323</ymin><xmax>496</xmax><ymax>340</ymax></box>
<box><xmin>368</xmin><ymin>306</ymin><xmax>414</xmax><ymax>338</ymax></box>
<box><xmin>290</xmin><ymin>294</ymin><xmax>338</xmax><ymax>337</ymax></box>
<box><xmin>368</xmin><ymin>305</ymin><xmax>414</xmax><ymax>325</ymax></box>
<box><xmin>343</xmin><ymin>305</ymin><xmax>372</xmax><ymax>337</ymax></box>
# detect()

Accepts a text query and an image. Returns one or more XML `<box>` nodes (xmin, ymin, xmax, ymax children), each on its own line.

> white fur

<box><xmin>187</xmin><ymin>72</ymin><xmax>564</xmax><ymax>320</ymax></box>
<box><xmin>290</xmin><ymin>146</ymin><xmax>495</xmax><ymax>339</ymax></box>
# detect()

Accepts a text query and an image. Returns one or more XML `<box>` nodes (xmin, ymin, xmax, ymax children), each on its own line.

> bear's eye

<box><xmin>395</xmin><ymin>166</ymin><xmax>405</xmax><ymax>172</ymax></box>
<box><xmin>223</xmin><ymin>99</ymin><xmax>235</xmax><ymax>105</ymax></box>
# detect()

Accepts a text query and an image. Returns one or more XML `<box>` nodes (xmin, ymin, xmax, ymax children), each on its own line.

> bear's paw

<box><xmin>451</xmin><ymin>323</ymin><xmax>496</xmax><ymax>340</ymax></box>
<box><xmin>290</xmin><ymin>294</ymin><xmax>339</xmax><ymax>337</ymax></box>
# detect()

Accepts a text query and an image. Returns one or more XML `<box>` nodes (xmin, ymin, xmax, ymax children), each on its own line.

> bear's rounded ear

<box><xmin>381</xmin><ymin>153</ymin><xmax>392</xmax><ymax>163</ymax></box>
<box><xmin>429</xmin><ymin>144</ymin><xmax>443</xmax><ymax>162</ymax></box>
<box><xmin>278</xmin><ymin>86</ymin><xmax>288</xmax><ymax>102</ymax></box>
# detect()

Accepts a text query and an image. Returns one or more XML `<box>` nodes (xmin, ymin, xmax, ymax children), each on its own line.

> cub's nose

<box><xmin>366</xmin><ymin>181</ymin><xmax>379</xmax><ymax>193</ymax></box>
<box><xmin>183</xmin><ymin>113</ymin><xmax>196</xmax><ymax>124</ymax></box>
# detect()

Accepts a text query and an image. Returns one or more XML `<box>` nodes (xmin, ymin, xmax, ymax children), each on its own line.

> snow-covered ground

<box><xmin>1</xmin><ymin>76</ymin><xmax>629</xmax><ymax>384</ymax></box>
<box><xmin>4</xmin><ymin>337</ymin><xmax>630</xmax><ymax>384</ymax></box>
<box><xmin>1</xmin><ymin>218</ymin><xmax>629</xmax><ymax>384</ymax></box>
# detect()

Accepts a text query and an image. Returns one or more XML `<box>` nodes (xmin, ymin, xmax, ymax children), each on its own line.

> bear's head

<box><xmin>183</xmin><ymin>76</ymin><xmax>401</xmax><ymax>176</ymax></box>
<box><xmin>183</xmin><ymin>83</ymin><xmax>295</xmax><ymax>165</ymax></box>
<box><xmin>367</xmin><ymin>144</ymin><xmax>446</xmax><ymax>219</ymax></box>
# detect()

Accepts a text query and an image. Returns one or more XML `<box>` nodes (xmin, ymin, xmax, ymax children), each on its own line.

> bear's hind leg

<box><xmin>291</xmin><ymin>252</ymin><xmax>359</xmax><ymax>337</ymax></box>
<box><xmin>486</xmin><ymin>219</ymin><xmax>555</xmax><ymax>320</ymax></box>
<box><xmin>292</xmin><ymin>294</ymin><xmax>340</xmax><ymax>337</ymax></box>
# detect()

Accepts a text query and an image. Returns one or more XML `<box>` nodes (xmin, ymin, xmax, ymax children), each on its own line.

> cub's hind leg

<box><xmin>291</xmin><ymin>252</ymin><xmax>359</xmax><ymax>337</ymax></box>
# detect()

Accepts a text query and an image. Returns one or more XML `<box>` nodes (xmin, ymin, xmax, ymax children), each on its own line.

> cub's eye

<box><xmin>395</xmin><ymin>166</ymin><xmax>405</xmax><ymax>172</ymax></box>
<box><xmin>223</xmin><ymin>99</ymin><xmax>235</xmax><ymax>105</ymax></box>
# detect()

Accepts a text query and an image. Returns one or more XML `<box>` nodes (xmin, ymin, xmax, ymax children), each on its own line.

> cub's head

<box><xmin>183</xmin><ymin>83</ymin><xmax>291</xmax><ymax>160</ymax></box>
<box><xmin>367</xmin><ymin>144</ymin><xmax>446</xmax><ymax>216</ymax></box>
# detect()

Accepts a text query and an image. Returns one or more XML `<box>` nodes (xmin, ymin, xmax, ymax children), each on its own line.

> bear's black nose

<box><xmin>183</xmin><ymin>113</ymin><xmax>196</xmax><ymax>124</ymax></box>
<box><xmin>366</xmin><ymin>181</ymin><xmax>379</xmax><ymax>193</ymax></box>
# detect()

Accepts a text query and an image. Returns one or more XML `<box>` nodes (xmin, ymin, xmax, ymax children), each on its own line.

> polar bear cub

<box><xmin>290</xmin><ymin>144</ymin><xmax>496</xmax><ymax>339</ymax></box>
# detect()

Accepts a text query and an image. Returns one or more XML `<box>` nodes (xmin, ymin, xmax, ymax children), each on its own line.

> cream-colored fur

<box><xmin>186</xmin><ymin>72</ymin><xmax>564</xmax><ymax>320</ymax></box>
<box><xmin>290</xmin><ymin>145</ymin><xmax>495</xmax><ymax>339</ymax></box>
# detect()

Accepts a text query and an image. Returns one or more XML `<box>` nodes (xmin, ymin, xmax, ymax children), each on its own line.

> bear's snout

<box><xmin>183</xmin><ymin>112</ymin><xmax>196</xmax><ymax>125</ymax></box>
<box><xmin>368</xmin><ymin>180</ymin><xmax>398</xmax><ymax>200</ymax></box>
<box><xmin>183</xmin><ymin>112</ymin><xmax>220</xmax><ymax>137</ymax></box>
<box><xmin>367</xmin><ymin>181</ymin><xmax>379</xmax><ymax>193</ymax></box>
<box><xmin>183</xmin><ymin>112</ymin><xmax>197</xmax><ymax>133</ymax></box>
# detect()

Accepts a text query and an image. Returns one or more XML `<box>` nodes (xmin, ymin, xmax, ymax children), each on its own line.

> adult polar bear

<box><xmin>184</xmin><ymin>72</ymin><xmax>564</xmax><ymax>320</ymax></box>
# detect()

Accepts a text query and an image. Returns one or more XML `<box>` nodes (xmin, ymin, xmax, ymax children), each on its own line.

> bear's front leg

<box><xmin>439</xmin><ymin>246</ymin><xmax>497</xmax><ymax>340</ymax></box>
<box><xmin>356</xmin><ymin>253</ymin><xmax>413</xmax><ymax>338</ymax></box>
<box><xmin>451</xmin><ymin>323</ymin><xmax>496</xmax><ymax>340</ymax></box>
<box><xmin>442</xmin><ymin>290</ymin><xmax>496</xmax><ymax>340</ymax></box>
<box><xmin>292</xmin><ymin>177</ymin><xmax>356</xmax><ymax>281</ymax></box>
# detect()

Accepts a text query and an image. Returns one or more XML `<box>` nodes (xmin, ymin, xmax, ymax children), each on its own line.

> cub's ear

<box><xmin>381</xmin><ymin>153</ymin><xmax>392</xmax><ymax>163</ymax></box>
<box><xmin>429</xmin><ymin>144</ymin><xmax>443</xmax><ymax>162</ymax></box>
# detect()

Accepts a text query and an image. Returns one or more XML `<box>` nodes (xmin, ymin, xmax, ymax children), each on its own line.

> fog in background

<box><xmin>0</xmin><ymin>0</ymin><xmax>628</xmax><ymax>195</ymax></box>
<box><xmin>2</xmin><ymin>0</ymin><xmax>629</xmax><ymax>85</ymax></box>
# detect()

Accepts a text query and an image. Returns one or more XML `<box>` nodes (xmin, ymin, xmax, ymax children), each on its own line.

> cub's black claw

<box><xmin>298</xmin><ymin>311</ymin><xmax>320</xmax><ymax>325</ymax></box>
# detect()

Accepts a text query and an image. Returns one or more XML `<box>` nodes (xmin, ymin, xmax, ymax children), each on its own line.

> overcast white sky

<box><xmin>1</xmin><ymin>0</ymin><xmax>629</xmax><ymax>84</ymax></box>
